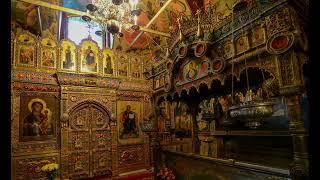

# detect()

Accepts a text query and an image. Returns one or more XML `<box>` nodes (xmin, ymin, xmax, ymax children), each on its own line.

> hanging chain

<box><xmin>240</xmin><ymin>26</ymin><xmax>250</xmax><ymax>91</ymax></box>
<box><xmin>245</xmin><ymin>59</ymin><xmax>250</xmax><ymax>90</ymax></box>
<box><xmin>231</xmin><ymin>62</ymin><xmax>234</xmax><ymax>104</ymax></box>
<box><xmin>258</xmin><ymin>53</ymin><xmax>269</xmax><ymax>99</ymax></box>
<box><xmin>259</xmin><ymin>53</ymin><xmax>266</xmax><ymax>82</ymax></box>
<box><xmin>231</xmin><ymin>10</ymin><xmax>235</xmax><ymax>104</ymax></box>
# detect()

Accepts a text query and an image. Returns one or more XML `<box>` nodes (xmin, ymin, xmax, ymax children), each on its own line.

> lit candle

<box><xmin>134</xmin><ymin>15</ymin><xmax>137</xmax><ymax>25</ymax></box>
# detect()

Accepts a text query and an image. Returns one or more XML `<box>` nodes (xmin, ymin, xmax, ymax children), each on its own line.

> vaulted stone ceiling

<box><xmin>11</xmin><ymin>0</ymin><xmax>236</xmax><ymax>61</ymax></box>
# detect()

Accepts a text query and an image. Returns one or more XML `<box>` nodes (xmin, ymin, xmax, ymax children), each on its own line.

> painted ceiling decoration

<box><xmin>11</xmin><ymin>0</ymin><xmax>60</xmax><ymax>37</ymax></box>
<box><xmin>11</xmin><ymin>0</ymin><xmax>237</xmax><ymax>62</ymax></box>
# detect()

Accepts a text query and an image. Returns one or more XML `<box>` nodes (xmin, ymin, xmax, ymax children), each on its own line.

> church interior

<box><xmin>10</xmin><ymin>0</ymin><xmax>311</xmax><ymax>179</ymax></box>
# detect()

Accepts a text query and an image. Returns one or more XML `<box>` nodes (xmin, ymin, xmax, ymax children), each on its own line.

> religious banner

<box><xmin>117</xmin><ymin>101</ymin><xmax>142</xmax><ymax>144</ymax></box>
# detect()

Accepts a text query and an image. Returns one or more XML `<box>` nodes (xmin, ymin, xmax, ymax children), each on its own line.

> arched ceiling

<box><xmin>12</xmin><ymin>0</ymin><xmax>236</xmax><ymax>61</ymax></box>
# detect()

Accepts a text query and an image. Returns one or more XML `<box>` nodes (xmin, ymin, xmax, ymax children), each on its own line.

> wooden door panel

<box><xmin>68</xmin><ymin>151</ymin><xmax>90</xmax><ymax>178</ymax></box>
<box><xmin>69</xmin><ymin>131</ymin><xmax>90</xmax><ymax>151</ymax></box>
<box><xmin>91</xmin><ymin>149</ymin><xmax>112</xmax><ymax>177</ymax></box>
<box><xmin>91</xmin><ymin>106</ymin><xmax>109</xmax><ymax>129</ymax></box>
<box><xmin>91</xmin><ymin>130</ymin><xmax>112</xmax><ymax>149</ymax></box>
<box><xmin>67</xmin><ymin>102</ymin><xmax>112</xmax><ymax>178</ymax></box>
<box><xmin>90</xmin><ymin>105</ymin><xmax>112</xmax><ymax>177</ymax></box>
<box><xmin>70</xmin><ymin>105</ymin><xmax>90</xmax><ymax>131</ymax></box>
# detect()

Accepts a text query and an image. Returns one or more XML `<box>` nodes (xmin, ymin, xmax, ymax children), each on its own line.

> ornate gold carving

<box><xmin>278</xmin><ymin>51</ymin><xmax>294</xmax><ymax>86</ymax></box>
<box><xmin>13</xmin><ymin>154</ymin><xmax>59</xmax><ymax>180</ymax></box>
<box><xmin>265</xmin><ymin>7</ymin><xmax>292</xmax><ymax>38</ymax></box>
<box><xmin>119</xmin><ymin>145</ymin><xmax>145</xmax><ymax>170</ymax></box>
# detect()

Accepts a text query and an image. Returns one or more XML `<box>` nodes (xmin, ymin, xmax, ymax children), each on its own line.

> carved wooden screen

<box><xmin>68</xmin><ymin>102</ymin><xmax>112</xmax><ymax>178</ymax></box>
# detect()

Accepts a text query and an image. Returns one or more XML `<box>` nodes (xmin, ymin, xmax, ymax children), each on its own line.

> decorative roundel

<box><xmin>266</xmin><ymin>31</ymin><xmax>294</xmax><ymax>54</ymax></box>
<box><xmin>212</xmin><ymin>57</ymin><xmax>225</xmax><ymax>73</ymax></box>
<box><xmin>194</xmin><ymin>42</ymin><xmax>208</xmax><ymax>57</ymax></box>
<box><xmin>178</xmin><ymin>45</ymin><xmax>188</xmax><ymax>58</ymax></box>
<box><xmin>60</xmin><ymin>113</ymin><xmax>69</xmax><ymax>122</ymax></box>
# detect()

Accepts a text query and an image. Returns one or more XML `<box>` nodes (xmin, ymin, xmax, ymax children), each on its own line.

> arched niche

<box><xmin>157</xmin><ymin>96</ymin><xmax>166</xmax><ymax>106</ymax></box>
<box><xmin>198</xmin><ymin>83</ymin><xmax>209</xmax><ymax>98</ymax></box>
<box><xmin>166</xmin><ymin>94</ymin><xmax>173</xmax><ymax>103</ymax></box>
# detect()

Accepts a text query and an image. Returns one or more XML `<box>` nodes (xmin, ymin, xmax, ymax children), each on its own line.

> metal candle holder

<box><xmin>229</xmin><ymin>99</ymin><xmax>276</xmax><ymax>129</ymax></box>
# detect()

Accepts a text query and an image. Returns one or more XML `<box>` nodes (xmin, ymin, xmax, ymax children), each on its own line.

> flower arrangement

<box><xmin>157</xmin><ymin>166</ymin><xmax>175</xmax><ymax>180</ymax></box>
<box><xmin>41</xmin><ymin>163</ymin><xmax>59</xmax><ymax>180</ymax></box>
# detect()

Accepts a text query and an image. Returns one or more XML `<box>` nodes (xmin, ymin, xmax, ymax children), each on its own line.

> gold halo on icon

<box><xmin>27</xmin><ymin>98</ymin><xmax>47</xmax><ymax>112</ymax></box>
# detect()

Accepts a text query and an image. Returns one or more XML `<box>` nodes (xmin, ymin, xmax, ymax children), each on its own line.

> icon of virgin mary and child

<box><xmin>120</xmin><ymin>105</ymin><xmax>139</xmax><ymax>139</ymax></box>
<box><xmin>23</xmin><ymin>99</ymin><xmax>53</xmax><ymax>137</ymax></box>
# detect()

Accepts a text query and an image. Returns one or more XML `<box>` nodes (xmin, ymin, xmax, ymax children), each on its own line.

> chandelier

<box><xmin>83</xmin><ymin>0</ymin><xmax>140</xmax><ymax>36</ymax></box>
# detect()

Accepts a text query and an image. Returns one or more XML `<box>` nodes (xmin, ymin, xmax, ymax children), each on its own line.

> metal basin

<box><xmin>229</xmin><ymin>99</ymin><xmax>276</xmax><ymax>129</ymax></box>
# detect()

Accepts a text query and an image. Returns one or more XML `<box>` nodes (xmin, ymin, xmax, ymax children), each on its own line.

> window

<box><xmin>66</xmin><ymin>16</ymin><xmax>115</xmax><ymax>49</ymax></box>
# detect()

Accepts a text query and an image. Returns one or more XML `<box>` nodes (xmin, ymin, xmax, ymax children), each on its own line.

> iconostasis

<box><xmin>11</xmin><ymin>30</ymin><xmax>153</xmax><ymax>179</ymax></box>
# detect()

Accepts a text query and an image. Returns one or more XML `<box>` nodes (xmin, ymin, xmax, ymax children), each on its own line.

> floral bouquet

<box><xmin>41</xmin><ymin>163</ymin><xmax>59</xmax><ymax>180</ymax></box>
<box><xmin>157</xmin><ymin>166</ymin><xmax>175</xmax><ymax>180</ymax></box>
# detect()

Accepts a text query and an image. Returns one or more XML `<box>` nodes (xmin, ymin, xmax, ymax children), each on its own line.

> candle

<box><xmin>134</xmin><ymin>15</ymin><xmax>137</xmax><ymax>25</ymax></box>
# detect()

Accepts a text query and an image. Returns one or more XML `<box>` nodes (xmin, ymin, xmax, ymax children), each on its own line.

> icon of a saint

<box><xmin>104</xmin><ymin>54</ymin><xmax>113</xmax><ymax>74</ymax></box>
<box><xmin>84</xmin><ymin>46</ymin><xmax>97</xmax><ymax>71</ymax></box>
<box><xmin>42</xmin><ymin>51</ymin><xmax>55</xmax><ymax>67</ymax></box>
<box><xmin>20</xmin><ymin>47</ymin><xmax>33</xmax><ymax>64</ymax></box>
<box><xmin>186</xmin><ymin>61</ymin><xmax>198</xmax><ymax>80</ymax></box>
<box><xmin>86</xmin><ymin>46</ymin><xmax>95</xmax><ymax>65</ymax></box>
<box><xmin>63</xmin><ymin>45</ymin><xmax>74</xmax><ymax>69</ymax></box>
<box><xmin>120</xmin><ymin>105</ymin><xmax>138</xmax><ymax>138</ymax></box>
